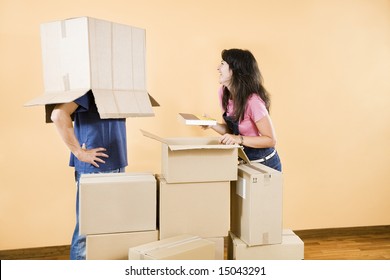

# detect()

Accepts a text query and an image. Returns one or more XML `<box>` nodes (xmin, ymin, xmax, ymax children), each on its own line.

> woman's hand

<box><xmin>219</xmin><ymin>133</ymin><xmax>241</xmax><ymax>145</ymax></box>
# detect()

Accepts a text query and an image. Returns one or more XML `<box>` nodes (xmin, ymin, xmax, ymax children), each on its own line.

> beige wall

<box><xmin>1</xmin><ymin>0</ymin><xmax>390</xmax><ymax>250</ymax></box>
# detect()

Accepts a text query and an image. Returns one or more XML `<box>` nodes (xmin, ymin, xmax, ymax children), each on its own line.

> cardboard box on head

<box><xmin>25</xmin><ymin>17</ymin><xmax>159</xmax><ymax>122</ymax></box>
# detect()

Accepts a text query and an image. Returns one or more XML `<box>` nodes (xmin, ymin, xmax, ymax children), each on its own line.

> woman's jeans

<box><xmin>256</xmin><ymin>150</ymin><xmax>282</xmax><ymax>172</ymax></box>
<box><xmin>71</xmin><ymin>168</ymin><xmax>125</xmax><ymax>260</ymax></box>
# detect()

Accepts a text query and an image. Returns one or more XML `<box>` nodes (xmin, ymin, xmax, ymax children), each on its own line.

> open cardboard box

<box><xmin>24</xmin><ymin>17</ymin><xmax>159</xmax><ymax>122</ymax></box>
<box><xmin>141</xmin><ymin>130</ymin><xmax>239</xmax><ymax>183</ymax></box>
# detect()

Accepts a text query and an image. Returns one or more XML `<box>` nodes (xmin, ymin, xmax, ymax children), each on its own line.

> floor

<box><xmin>295</xmin><ymin>225</ymin><xmax>390</xmax><ymax>260</ymax></box>
<box><xmin>1</xmin><ymin>225</ymin><xmax>389</xmax><ymax>260</ymax></box>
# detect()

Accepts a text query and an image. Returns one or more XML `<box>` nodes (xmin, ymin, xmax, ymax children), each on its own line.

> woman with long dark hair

<box><xmin>208</xmin><ymin>48</ymin><xmax>282</xmax><ymax>171</ymax></box>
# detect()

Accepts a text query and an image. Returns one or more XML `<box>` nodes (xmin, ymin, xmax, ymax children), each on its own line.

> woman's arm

<box><xmin>219</xmin><ymin>115</ymin><xmax>277</xmax><ymax>147</ymax></box>
<box><xmin>209</xmin><ymin>122</ymin><xmax>229</xmax><ymax>135</ymax></box>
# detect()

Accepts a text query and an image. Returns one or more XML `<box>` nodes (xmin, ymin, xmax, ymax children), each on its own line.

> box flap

<box><xmin>26</xmin><ymin>89</ymin><xmax>159</xmax><ymax>121</ymax></box>
<box><xmin>141</xmin><ymin>130</ymin><xmax>238</xmax><ymax>151</ymax></box>
<box><xmin>24</xmin><ymin>89</ymin><xmax>89</xmax><ymax>106</ymax></box>
<box><xmin>238</xmin><ymin>147</ymin><xmax>251</xmax><ymax>164</ymax></box>
<box><xmin>93</xmin><ymin>89</ymin><xmax>155</xmax><ymax>118</ymax></box>
<box><xmin>140</xmin><ymin>129</ymin><xmax>170</xmax><ymax>145</ymax></box>
<box><xmin>168</xmin><ymin>143</ymin><xmax>237</xmax><ymax>151</ymax></box>
<box><xmin>148</xmin><ymin>94</ymin><xmax>160</xmax><ymax>107</ymax></box>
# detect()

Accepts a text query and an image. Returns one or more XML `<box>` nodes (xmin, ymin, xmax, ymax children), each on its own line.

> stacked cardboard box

<box><xmin>79</xmin><ymin>172</ymin><xmax>159</xmax><ymax>260</ymax></box>
<box><xmin>86</xmin><ymin>231</ymin><xmax>158</xmax><ymax>260</ymax></box>
<box><xmin>129</xmin><ymin>234</ymin><xmax>215</xmax><ymax>260</ymax></box>
<box><xmin>138</xmin><ymin>130</ymin><xmax>240</xmax><ymax>259</ymax></box>
<box><xmin>228</xmin><ymin>229</ymin><xmax>304</xmax><ymax>260</ymax></box>
<box><xmin>229</xmin><ymin>162</ymin><xmax>304</xmax><ymax>259</ymax></box>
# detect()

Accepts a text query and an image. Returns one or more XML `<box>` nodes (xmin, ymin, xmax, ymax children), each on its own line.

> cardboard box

<box><xmin>231</xmin><ymin>162</ymin><xmax>283</xmax><ymax>246</ymax></box>
<box><xmin>79</xmin><ymin>172</ymin><xmax>156</xmax><ymax>235</ymax></box>
<box><xmin>158</xmin><ymin>176</ymin><xmax>230</xmax><ymax>239</ymax></box>
<box><xmin>228</xmin><ymin>229</ymin><xmax>304</xmax><ymax>260</ymax></box>
<box><xmin>86</xmin><ymin>230</ymin><xmax>158</xmax><ymax>260</ymax></box>
<box><xmin>129</xmin><ymin>234</ymin><xmax>215</xmax><ymax>260</ymax></box>
<box><xmin>141</xmin><ymin>130</ymin><xmax>239</xmax><ymax>183</ymax></box>
<box><xmin>25</xmin><ymin>17</ymin><xmax>159</xmax><ymax>122</ymax></box>
<box><xmin>206</xmin><ymin>237</ymin><xmax>225</xmax><ymax>260</ymax></box>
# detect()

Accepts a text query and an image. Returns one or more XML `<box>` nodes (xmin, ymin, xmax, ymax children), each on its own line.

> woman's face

<box><xmin>217</xmin><ymin>60</ymin><xmax>232</xmax><ymax>87</ymax></box>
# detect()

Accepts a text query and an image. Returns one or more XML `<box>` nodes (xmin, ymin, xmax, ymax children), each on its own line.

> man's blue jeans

<box><xmin>70</xmin><ymin>168</ymin><xmax>125</xmax><ymax>260</ymax></box>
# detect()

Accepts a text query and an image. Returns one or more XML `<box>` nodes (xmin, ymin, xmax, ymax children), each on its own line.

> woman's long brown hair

<box><xmin>221</xmin><ymin>49</ymin><xmax>270</xmax><ymax>122</ymax></box>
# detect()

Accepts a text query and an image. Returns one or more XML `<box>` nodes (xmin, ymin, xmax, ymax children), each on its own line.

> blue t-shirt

<box><xmin>69</xmin><ymin>91</ymin><xmax>128</xmax><ymax>173</ymax></box>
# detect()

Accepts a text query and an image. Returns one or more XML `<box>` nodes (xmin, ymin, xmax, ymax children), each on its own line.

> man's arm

<box><xmin>51</xmin><ymin>102</ymin><xmax>108</xmax><ymax>168</ymax></box>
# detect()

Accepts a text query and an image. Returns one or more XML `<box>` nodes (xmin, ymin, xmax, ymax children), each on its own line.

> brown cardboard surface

<box><xmin>79</xmin><ymin>173</ymin><xmax>156</xmax><ymax>235</ymax></box>
<box><xmin>206</xmin><ymin>237</ymin><xmax>225</xmax><ymax>260</ymax></box>
<box><xmin>231</xmin><ymin>162</ymin><xmax>283</xmax><ymax>246</ymax></box>
<box><xmin>24</xmin><ymin>17</ymin><xmax>158</xmax><ymax>121</ymax></box>
<box><xmin>86</xmin><ymin>230</ymin><xmax>158</xmax><ymax>260</ymax></box>
<box><xmin>129</xmin><ymin>234</ymin><xmax>215</xmax><ymax>260</ymax></box>
<box><xmin>158</xmin><ymin>176</ymin><xmax>230</xmax><ymax>239</ymax></box>
<box><xmin>141</xmin><ymin>130</ymin><xmax>239</xmax><ymax>183</ymax></box>
<box><xmin>228</xmin><ymin>230</ymin><xmax>304</xmax><ymax>260</ymax></box>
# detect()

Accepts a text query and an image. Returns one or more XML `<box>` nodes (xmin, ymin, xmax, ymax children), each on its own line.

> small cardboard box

<box><xmin>231</xmin><ymin>162</ymin><xmax>283</xmax><ymax>246</ymax></box>
<box><xmin>228</xmin><ymin>229</ymin><xmax>304</xmax><ymax>260</ymax></box>
<box><xmin>141</xmin><ymin>130</ymin><xmax>239</xmax><ymax>183</ymax></box>
<box><xmin>158</xmin><ymin>176</ymin><xmax>230</xmax><ymax>239</ymax></box>
<box><xmin>129</xmin><ymin>234</ymin><xmax>215</xmax><ymax>260</ymax></box>
<box><xmin>25</xmin><ymin>17</ymin><xmax>159</xmax><ymax>122</ymax></box>
<box><xmin>79</xmin><ymin>172</ymin><xmax>156</xmax><ymax>235</ymax></box>
<box><xmin>86</xmin><ymin>230</ymin><xmax>158</xmax><ymax>260</ymax></box>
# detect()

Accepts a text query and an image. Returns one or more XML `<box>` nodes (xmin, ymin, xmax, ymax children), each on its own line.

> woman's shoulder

<box><xmin>248</xmin><ymin>93</ymin><xmax>265</xmax><ymax>105</ymax></box>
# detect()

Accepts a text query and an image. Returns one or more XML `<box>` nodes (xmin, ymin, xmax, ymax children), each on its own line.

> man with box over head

<box><xmin>25</xmin><ymin>17</ymin><xmax>158</xmax><ymax>260</ymax></box>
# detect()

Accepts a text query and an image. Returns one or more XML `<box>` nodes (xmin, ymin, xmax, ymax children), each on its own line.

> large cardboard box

<box><xmin>25</xmin><ymin>17</ymin><xmax>158</xmax><ymax>122</ymax></box>
<box><xmin>86</xmin><ymin>230</ymin><xmax>158</xmax><ymax>260</ymax></box>
<box><xmin>228</xmin><ymin>229</ymin><xmax>304</xmax><ymax>260</ymax></box>
<box><xmin>79</xmin><ymin>172</ymin><xmax>156</xmax><ymax>235</ymax></box>
<box><xmin>231</xmin><ymin>162</ymin><xmax>283</xmax><ymax>246</ymax></box>
<box><xmin>141</xmin><ymin>130</ymin><xmax>239</xmax><ymax>183</ymax></box>
<box><xmin>129</xmin><ymin>234</ymin><xmax>215</xmax><ymax>260</ymax></box>
<box><xmin>158</xmin><ymin>176</ymin><xmax>230</xmax><ymax>239</ymax></box>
